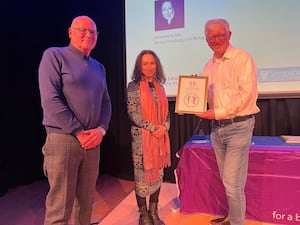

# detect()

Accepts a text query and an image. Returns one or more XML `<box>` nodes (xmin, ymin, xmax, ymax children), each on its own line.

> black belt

<box><xmin>214</xmin><ymin>114</ymin><xmax>254</xmax><ymax>127</ymax></box>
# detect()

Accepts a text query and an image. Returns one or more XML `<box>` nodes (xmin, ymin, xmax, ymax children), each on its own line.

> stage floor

<box><xmin>100</xmin><ymin>182</ymin><xmax>278</xmax><ymax>225</ymax></box>
<box><xmin>0</xmin><ymin>175</ymin><xmax>279</xmax><ymax>225</ymax></box>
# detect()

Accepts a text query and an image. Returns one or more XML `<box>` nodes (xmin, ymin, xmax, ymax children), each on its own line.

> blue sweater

<box><xmin>38</xmin><ymin>45</ymin><xmax>112</xmax><ymax>135</ymax></box>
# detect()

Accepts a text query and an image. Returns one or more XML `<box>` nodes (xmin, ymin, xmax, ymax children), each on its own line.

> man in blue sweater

<box><xmin>38</xmin><ymin>15</ymin><xmax>112</xmax><ymax>225</ymax></box>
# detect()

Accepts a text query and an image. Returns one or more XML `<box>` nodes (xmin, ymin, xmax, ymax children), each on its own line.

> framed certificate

<box><xmin>175</xmin><ymin>75</ymin><xmax>208</xmax><ymax>114</ymax></box>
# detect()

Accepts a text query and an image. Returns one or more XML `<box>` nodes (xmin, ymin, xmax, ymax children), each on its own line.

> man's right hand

<box><xmin>76</xmin><ymin>128</ymin><xmax>104</xmax><ymax>150</ymax></box>
<box><xmin>195</xmin><ymin>109</ymin><xmax>215</xmax><ymax>120</ymax></box>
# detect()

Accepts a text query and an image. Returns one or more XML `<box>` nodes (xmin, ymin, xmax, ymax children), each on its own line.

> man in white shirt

<box><xmin>196</xmin><ymin>18</ymin><xmax>260</xmax><ymax>225</ymax></box>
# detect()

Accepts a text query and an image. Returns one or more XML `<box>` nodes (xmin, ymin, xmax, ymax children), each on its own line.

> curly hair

<box><xmin>131</xmin><ymin>50</ymin><xmax>166</xmax><ymax>84</ymax></box>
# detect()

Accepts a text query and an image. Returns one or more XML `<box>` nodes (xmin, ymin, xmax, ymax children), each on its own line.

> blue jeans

<box><xmin>210</xmin><ymin>116</ymin><xmax>255</xmax><ymax>225</ymax></box>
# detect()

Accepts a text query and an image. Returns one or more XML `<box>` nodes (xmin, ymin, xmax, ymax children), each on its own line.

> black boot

<box><xmin>148</xmin><ymin>202</ymin><xmax>165</xmax><ymax>225</ymax></box>
<box><xmin>139</xmin><ymin>205</ymin><xmax>153</xmax><ymax>225</ymax></box>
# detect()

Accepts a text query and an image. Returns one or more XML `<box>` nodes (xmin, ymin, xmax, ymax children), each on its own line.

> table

<box><xmin>175</xmin><ymin>135</ymin><xmax>300</xmax><ymax>225</ymax></box>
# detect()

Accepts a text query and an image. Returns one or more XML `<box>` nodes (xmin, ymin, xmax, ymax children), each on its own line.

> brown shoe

<box><xmin>209</xmin><ymin>216</ymin><xmax>230</xmax><ymax>225</ymax></box>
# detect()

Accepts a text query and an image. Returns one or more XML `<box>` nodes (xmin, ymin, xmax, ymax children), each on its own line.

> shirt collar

<box><xmin>68</xmin><ymin>44</ymin><xmax>90</xmax><ymax>59</ymax></box>
<box><xmin>213</xmin><ymin>45</ymin><xmax>232</xmax><ymax>64</ymax></box>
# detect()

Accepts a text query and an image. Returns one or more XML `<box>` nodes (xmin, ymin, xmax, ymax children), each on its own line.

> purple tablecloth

<box><xmin>175</xmin><ymin>136</ymin><xmax>300</xmax><ymax>225</ymax></box>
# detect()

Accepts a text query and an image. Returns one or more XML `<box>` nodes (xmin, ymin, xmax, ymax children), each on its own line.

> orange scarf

<box><xmin>140</xmin><ymin>79</ymin><xmax>171</xmax><ymax>183</ymax></box>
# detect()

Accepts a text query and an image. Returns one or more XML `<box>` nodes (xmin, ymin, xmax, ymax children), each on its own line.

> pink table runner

<box><xmin>175</xmin><ymin>136</ymin><xmax>300</xmax><ymax>224</ymax></box>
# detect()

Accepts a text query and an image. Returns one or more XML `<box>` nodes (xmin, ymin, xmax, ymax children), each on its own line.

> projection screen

<box><xmin>125</xmin><ymin>0</ymin><xmax>300</xmax><ymax>98</ymax></box>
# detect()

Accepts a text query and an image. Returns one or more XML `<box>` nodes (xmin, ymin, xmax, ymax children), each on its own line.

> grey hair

<box><xmin>204</xmin><ymin>18</ymin><xmax>231</xmax><ymax>35</ymax></box>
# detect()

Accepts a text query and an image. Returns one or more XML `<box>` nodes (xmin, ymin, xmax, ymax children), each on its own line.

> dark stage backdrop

<box><xmin>1</xmin><ymin>1</ymin><xmax>300</xmax><ymax>195</ymax></box>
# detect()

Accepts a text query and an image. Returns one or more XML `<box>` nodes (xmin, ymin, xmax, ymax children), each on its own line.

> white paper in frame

<box><xmin>175</xmin><ymin>75</ymin><xmax>208</xmax><ymax>114</ymax></box>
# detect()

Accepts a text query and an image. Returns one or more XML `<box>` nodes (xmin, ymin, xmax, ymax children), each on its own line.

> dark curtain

<box><xmin>1</xmin><ymin>1</ymin><xmax>300</xmax><ymax>195</ymax></box>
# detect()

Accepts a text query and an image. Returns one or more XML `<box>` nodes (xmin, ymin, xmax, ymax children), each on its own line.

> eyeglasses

<box><xmin>206</xmin><ymin>33</ymin><xmax>227</xmax><ymax>42</ymax></box>
<box><xmin>72</xmin><ymin>27</ymin><xmax>99</xmax><ymax>36</ymax></box>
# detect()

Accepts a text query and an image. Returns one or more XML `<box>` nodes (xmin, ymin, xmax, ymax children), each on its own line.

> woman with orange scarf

<box><xmin>127</xmin><ymin>50</ymin><xmax>171</xmax><ymax>225</ymax></box>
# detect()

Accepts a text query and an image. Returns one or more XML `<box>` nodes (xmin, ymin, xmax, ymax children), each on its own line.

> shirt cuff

<box><xmin>98</xmin><ymin>126</ymin><xmax>106</xmax><ymax>135</ymax></box>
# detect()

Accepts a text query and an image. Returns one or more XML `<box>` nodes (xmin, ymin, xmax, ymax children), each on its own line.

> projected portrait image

<box><xmin>162</xmin><ymin>1</ymin><xmax>175</xmax><ymax>25</ymax></box>
<box><xmin>155</xmin><ymin>0</ymin><xmax>184</xmax><ymax>31</ymax></box>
